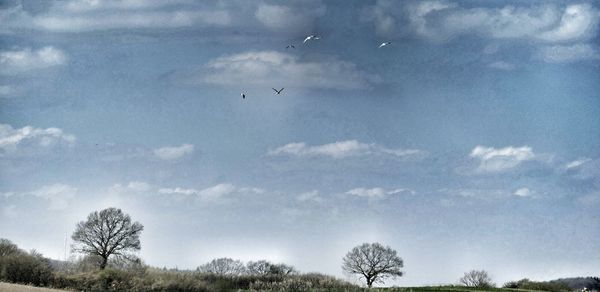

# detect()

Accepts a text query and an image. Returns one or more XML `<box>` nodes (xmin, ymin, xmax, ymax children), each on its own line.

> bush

<box><xmin>250</xmin><ymin>278</ymin><xmax>313</xmax><ymax>291</ymax></box>
<box><xmin>1</xmin><ymin>238</ymin><xmax>357</xmax><ymax>291</ymax></box>
<box><xmin>503</xmin><ymin>278</ymin><xmax>571</xmax><ymax>292</ymax></box>
<box><xmin>0</xmin><ymin>248</ymin><xmax>54</xmax><ymax>286</ymax></box>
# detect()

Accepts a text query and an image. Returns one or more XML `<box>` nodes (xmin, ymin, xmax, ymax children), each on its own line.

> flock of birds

<box><xmin>240</xmin><ymin>35</ymin><xmax>391</xmax><ymax>99</ymax></box>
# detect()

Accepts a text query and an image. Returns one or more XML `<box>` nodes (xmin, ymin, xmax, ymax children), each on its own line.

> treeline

<box><xmin>0</xmin><ymin>238</ymin><xmax>356</xmax><ymax>291</ymax></box>
<box><xmin>0</xmin><ymin>239</ymin><xmax>54</xmax><ymax>286</ymax></box>
<box><xmin>503</xmin><ymin>277</ymin><xmax>600</xmax><ymax>292</ymax></box>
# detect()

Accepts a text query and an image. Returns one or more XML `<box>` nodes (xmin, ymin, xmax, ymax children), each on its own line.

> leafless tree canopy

<box><xmin>0</xmin><ymin>239</ymin><xmax>20</xmax><ymax>257</ymax></box>
<box><xmin>198</xmin><ymin>258</ymin><xmax>246</xmax><ymax>276</ymax></box>
<box><xmin>459</xmin><ymin>270</ymin><xmax>495</xmax><ymax>288</ymax></box>
<box><xmin>342</xmin><ymin>242</ymin><xmax>404</xmax><ymax>287</ymax></box>
<box><xmin>246</xmin><ymin>260</ymin><xmax>297</xmax><ymax>276</ymax></box>
<box><xmin>71</xmin><ymin>207</ymin><xmax>143</xmax><ymax>269</ymax></box>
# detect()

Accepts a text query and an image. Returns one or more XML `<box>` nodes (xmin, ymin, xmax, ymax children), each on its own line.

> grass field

<box><xmin>0</xmin><ymin>282</ymin><xmax>549</xmax><ymax>292</ymax></box>
<box><xmin>0</xmin><ymin>282</ymin><xmax>68</xmax><ymax>292</ymax></box>
<box><xmin>368</xmin><ymin>287</ymin><xmax>538</xmax><ymax>292</ymax></box>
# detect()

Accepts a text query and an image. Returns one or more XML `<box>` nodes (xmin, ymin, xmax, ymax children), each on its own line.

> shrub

<box><xmin>503</xmin><ymin>278</ymin><xmax>571</xmax><ymax>292</ymax></box>
<box><xmin>0</xmin><ymin>250</ymin><xmax>54</xmax><ymax>286</ymax></box>
<box><xmin>250</xmin><ymin>278</ymin><xmax>313</xmax><ymax>291</ymax></box>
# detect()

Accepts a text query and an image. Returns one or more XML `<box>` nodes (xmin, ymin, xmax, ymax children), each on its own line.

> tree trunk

<box><xmin>100</xmin><ymin>256</ymin><xmax>108</xmax><ymax>269</ymax></box>
<box><xmin>366</xmin><ymin>277</ymin><xmax>373</xmax><ymax>288</ymax></box>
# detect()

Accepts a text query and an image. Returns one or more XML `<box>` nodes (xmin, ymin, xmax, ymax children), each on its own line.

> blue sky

<box><xmin>1</xmin><ymin>0</ymin><xmax>599</xmax><ymax>286</ymax></box>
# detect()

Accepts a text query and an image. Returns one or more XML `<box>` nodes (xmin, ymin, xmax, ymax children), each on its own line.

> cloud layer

<box><xmin>196</xmin><ymin>51</ymin><xmax>379</xmax><ymax>90</ymax></box>
<box><xmin>1</xmin><ymin>0</ymin><xmax>231</xmax><ymax>32</ymax></box>
<box><xmin>255</xmin><ymin>1</ymin><xmax>325</xmax><ymax>32</ymax></box>
<box><xmin>0</xmin><ymin>123</ymin><xmax>76</xmax><ymax>155</ymax></box>
<box><xmin>153</xmin><ymin>144</ymin><xmax>195</xmax><ymax>161</ymax></box>
<box><xmin>268</xmin><ymin>140</ymin><xmax>423</xmax><ymax>159</ymax></box>
<box><xmin>3</xmin><ymin>183</ymin><xmax>77</xmax><ymax>211</ymax></box>
<box><xmin>403</xmin><ymin>1</ymin><xmax>598</xmax><ymax>43</ymax></box>
<box><xmin>346</xmin><ymin>187</ymin><xmax>413</xmax><ymax>199</ymax></box>
<box><xmin>470</xmin><ymin>145</ymin><xmax>536</xmax><ymax>173</ymax></box>
<box><xmin>0</xmin><ymin>47</ymin><xmax>67</xmax><ymax>74</ymax></box>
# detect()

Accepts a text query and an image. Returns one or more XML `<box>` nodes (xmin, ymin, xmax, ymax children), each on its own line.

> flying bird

<box><xmin>272</xmin><ymin>88</ymin><xmax>284</xmax><ymax>95</ymax></box>
<box><xmin>241</xmin><ymin>93</ymin><xmax>246</xmax><ymax>99</ymax></box>
<box><xmin>286</xmin><ymin>44</ymin><xmax>295</xmax><ymax>49</ymax></box>
<box><xmin>379</xmin><ymin>42</ymin><xmax>391</xmax><ymax>48</ymax></box>
<box><xmin>303</xmin><ymin>35</ymin><xmax>320</xmax><ymax>44</ymax></box>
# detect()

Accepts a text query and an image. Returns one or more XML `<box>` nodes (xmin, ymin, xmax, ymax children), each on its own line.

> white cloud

<box><xmin>196</xmin><ymin>51</ymin><xmax>379</xmax><ymax>90</ymax></box>
<box><xmin>198</xmin><ymin>183</ymin><xmax>236</xmax><ymax>200</ymax></box>
<box><xmin>514</xmin><ymin>187</ymin><xmax>532</xmax><ymax>197</ymax></box>
<box><xmin>63</xmin><ymin>0</ymin><xmax>189</xmax><ymax>12</ymax></box>
<box><xmin>255</xmin><ymin>2</ymin><xmax>325</xmax><ymax>32</ymax></box>
<box><xmin>1</xmin><ymin>1</ymin><xmax>231</xmax><ymax>33</ymax></box>
<box><xmin>360</xmin><ymin>0</ymin><xmax>399</xmax><ymax>37</ymax></box>
<box><xmin>109</xmin><ymin>181</ymin><xmax>152</xmax><ymax>195</ymax></box>
<box><xmin>158</xmin><ymin>183</ymin><xmax>262</xmax><ymax>201</ymax></box>
<box><xmin>405</xmin><ymin>2</ymin><xmax>599</xmax><ymax>43</ymax></box>
<box><xmin>297</xmin><ymin>190</ymin><xmax>322</xmax><ymax>203</ymax></box>
<box><xmin>153</xmin><ymin>143</ymin><xmax>194</xmax><ymax>160</ymax></box>
<box><xmin>0</xmin><ymin>47</ymin><xmax>67</xmax><ymax>74</ymax></box>
<box><xmin>565</xmin><ymin>158</ymin><xmax>591</xmax><ymax>169</ymax></box>
<box><xmin>539</xmin><ymin>43</ymin><xmax>599</xmax><ymax>63</ymax></box>
<box><xmin>407</xmin><ymin>0</ymin><xmax>457</xmax><ymax>39</ymax></box>
<box><xmin>4</xmin><ymin>184</ymin><xmax>78</xmax><ymax>211</ymax></box>
<box><xmin>33</xmin><ymin>10</ymin><xmax>230</xmax><ymax>32</ymax></box>
<box><xmin>470</xmin><ymin>145</ymin><xmax>536</xmax><ymax>173</ymax></box>
<box><xmin>441</xmin><ymin>188</ymin><xmax>511</xmax><ymax>199</ymax></box>
<box><xmin>0</xmin><ymin>123</ymin><xmax>76</xmax><ymax>155</ymax></box>
<box><xmin>268</xmin><ymin>140</ymin><xmax>423</xmax><ymax>159</ymax></box>
<box><xmin>346</xmin><ymin>187</ymin><xmax>412</xmax><ymax>199</ymax></box>
<box><xmin>538</xmin><ymin>4</ymin><xmax>598</xmax><ymax>42</ymax></box>
<box><xmin>32</xmin><ymin>184</ymin><xmax>78</xmax><ymax>210</ymax></box>
<box><xmin>158</xmin><ymin>187</ymin><xmax>198</xmax><ymax>196</ymax></box>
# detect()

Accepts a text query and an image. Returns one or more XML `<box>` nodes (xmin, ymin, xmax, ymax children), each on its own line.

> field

<box><xmin>0</xmin><ymin>282</ymin><xmax>543</xmax><ymax>292</ymax></box>
<box><xmin>0</xmin><ymin>282</ymin><xmax>68</xmax><ymax>292</ymax></box>
<box><xmin>370</xmin><ymin>287</ymin><xmax>538</xmax><ymax>292</ymax></box>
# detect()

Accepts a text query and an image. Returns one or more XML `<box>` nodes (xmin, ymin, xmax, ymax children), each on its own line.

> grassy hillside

<box><xmin>0</xmin><ymin>282</ymin><xmax>68</xmax><ymax>292</ymax></box>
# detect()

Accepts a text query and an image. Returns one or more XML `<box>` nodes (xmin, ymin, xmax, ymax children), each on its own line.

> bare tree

<box><xmin>246</xmin><ymin>260</ymin><xmax>272</xmax><ymax>275</ymax></box>
<box><xmin>246</xmin><ymin>260</ymin><xmax>297</xmax><ymax>276</ymax></box>
<box><xmin>342</xmin><ymin>242</ymin><xmax>404</xmax><ymax>288</ymax></box>
<box><xmin>198</xmin><ymin>258</ymin><xmax>246</xmax><ymax>276</ymax></box>
<box><xmin>0</xmin><ymin>238</ymin><xmax>21</xmax><ymax>257</ymax></box>
<box><xmin>459</xmin><ymin>270</ymin><xmax>495</xmax><ymax>288</ymax></box>
<box><xmin>71</xmin><ymin>207</ymin><xmax>143</xmax><ymax>269</ymax></box>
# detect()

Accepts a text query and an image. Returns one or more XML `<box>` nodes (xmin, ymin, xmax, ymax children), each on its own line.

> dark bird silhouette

<box><xmin>272</xmin><ymin>88</ymin><xmax>284</xmax><ymax>94</ymax></box>
<box><xmin>286</xmin><ymin>44</ymin><xmax>295</xmax><ymax>49</ymax></box>
<box><xmin>241</xmin><ymin>93</ymin><xmax>246</xmax><ymax>99</ymax></box>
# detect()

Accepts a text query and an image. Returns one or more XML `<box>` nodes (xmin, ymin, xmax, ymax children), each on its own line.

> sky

<box><xmin>0</xmin><ymin>0</ymin><xmax>599</xmax><ymax>287</ymax></box>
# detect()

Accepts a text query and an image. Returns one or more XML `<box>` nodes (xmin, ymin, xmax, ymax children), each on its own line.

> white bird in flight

<box><xmin>272</xmin><ymin>88</ymin><xmax>284</xmax><ymax>95</ymax></box>
<box><xmin>379</xmin><ymin>42</ymin><xmax>391</xmax><ymax>48</ymax></box>
<box><xmin>303</xmin><ymin>35</ymin><xmax>320</xmax><ymax>43</ymax></box>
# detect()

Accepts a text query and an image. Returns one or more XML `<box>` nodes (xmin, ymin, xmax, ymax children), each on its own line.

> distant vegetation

<box><xmin>459</xmin><ymin>270</ymin><xmax>495</xmax><ymax>288</ymax></box>
<box><xmin>0</xmin><ymin>238</ymin><xmax>356</xmax><ymax>291</ymax></box>
<box><xmin>1</xmin><ymin>207</ymin><xmax>598</xmax><ymax>291</ymax></box>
